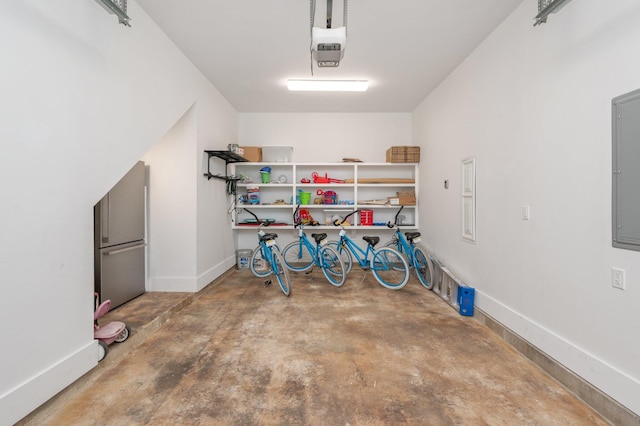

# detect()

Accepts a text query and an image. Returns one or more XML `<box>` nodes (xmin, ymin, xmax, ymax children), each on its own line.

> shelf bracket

<box><xmin>204</xmin><ymin>150</ymin><xmax>248</xmax><ymax>182</ymax></box>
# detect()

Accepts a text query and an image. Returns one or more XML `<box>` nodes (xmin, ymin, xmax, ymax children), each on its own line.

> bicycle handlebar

<box><xmin>243</xmin><ymin>208</ymin><xmax>272</xmax><ymax>228</ymax></box>
<box><xmin>387</xmin><ymin>206</ymin><xmax>404</xmax><ymax>228</ymax></box>
<box><xmin>333</xmin><ymin>209</ymin><xmax>360</xmax><ymax>226</ymax></box>
<box><xmin>293</xmin><ymin>204</ymin><xmax>301</xmax><ymax>227</ymax></box>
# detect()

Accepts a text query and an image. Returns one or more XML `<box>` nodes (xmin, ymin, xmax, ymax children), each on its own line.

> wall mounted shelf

<box><xmin>231</xmin><ymin>162</ymin><xmax>419</xmax><ymax>230</ymax></box>
<box><xmin>204</xmin><ymin>150</ymin><xmax>248</xmax><ymax>182</ymax></box>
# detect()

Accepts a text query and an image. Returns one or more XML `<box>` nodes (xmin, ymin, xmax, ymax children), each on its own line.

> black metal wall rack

<box><xmin>204</xmin><ymin>150</ymin><xmax>248</xmax><ymax>181</ymax></box>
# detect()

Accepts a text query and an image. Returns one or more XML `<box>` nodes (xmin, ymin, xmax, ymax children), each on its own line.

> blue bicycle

<box><xmin>282</xmin><ymin>206</ymin><xmax>346</xmax><ymax>287</ymax></box>
<box><xmin>330</xmin><ymin>210</ymin><xmax>409</xmax><ymax>290</ymax></box>
<box><xmin>244</xmin><ymin>209</ymin><xmax>291</xmax><ymax>296</ymax></box>
<box><xmin>385</xmin><ymin>206</ymin><xmax>433</xmax><ymax>289</ymax></box>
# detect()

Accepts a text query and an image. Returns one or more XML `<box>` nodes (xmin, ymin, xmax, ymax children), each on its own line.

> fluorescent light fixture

<box><xmin>287</xmin><ymin>79</ymin><xmax>368</xmax><ymax>92</ymax></box>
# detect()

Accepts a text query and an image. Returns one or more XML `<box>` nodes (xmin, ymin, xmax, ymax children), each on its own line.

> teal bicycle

<box><xmin>282</xmin><ymin>206</ymin><xmax>346</xmax><ymax>287</ymax></box>
<box><xmin>244</xmin><ymin>209</ymin><xmax>291</xmax><ymax>296</ymax></box>
<box><xmin>385</xmin><ymin>206</ymin><xmax>433</xmax><ymax>289</ymax></box>
<box><xmin>330</xmin><ymin>210</ymin><xmax>409</xmax><ymax>290</ymax></box>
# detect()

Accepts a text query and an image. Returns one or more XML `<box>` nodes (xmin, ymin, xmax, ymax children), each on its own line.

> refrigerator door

<box><xmin>95</xmin><ymin>161</ymin><xmax>145</xmax><ymax>248</ymax></box>
<box><xmin>95</xmin><ymin>240</ymin><xmax>146</xmax><ymax>309</ymax></box>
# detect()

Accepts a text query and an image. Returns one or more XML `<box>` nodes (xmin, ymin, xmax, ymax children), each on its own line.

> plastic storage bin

<box><xmin>236</xmin><ymin>249</ymin><xmax>252</xmax><ymax>270</ymax></box>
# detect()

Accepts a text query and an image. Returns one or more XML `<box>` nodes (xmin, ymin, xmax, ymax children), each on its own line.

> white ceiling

<box><xmin>136</xmin><ymin>0</ymin><xmax>524</xmax><ymax>113</ymax></box>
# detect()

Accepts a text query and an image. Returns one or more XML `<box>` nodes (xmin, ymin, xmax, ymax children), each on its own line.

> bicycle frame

<box><xmin>387</xmin><ymin>206</ymin><xmax>418</xmax><ymax>261</ymax></box>
<box><xmin>243</xmin><ymin>208</ymin><xmax>291</xmax><ymax>296</ymax></box>
<box><xmin>337</xmin><ymin>229</ymin><xmax>376</xmax><ymax>268</ymax></box>
<box><xmin>292</xmin><ymin>228</ymin><xmax>318</xmax><ymax>262</ymax></box>
<box><xmin>283</xmin><ymin>206</ymin><xmax>345</xmax><ymax>287</ymax></box>
<box><xmin>390</xmin><ymin>230</ymin><xmax>415</xmax><ymax>262</ymax></box>
<box><xmin>331</xmin><ymin>210</ymin><xmax>409</xmax><ymax>290</ymax></box>
<box><xmin>386</xmin><ymin>206</ymin><xmax>433</xmax><ymax>289</ymax></box>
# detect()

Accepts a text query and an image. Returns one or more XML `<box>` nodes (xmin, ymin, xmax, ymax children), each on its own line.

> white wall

<box><xmin>142</xmin><ymin>106</ymin><xmax>199</xmax><ymax>290</ymax></box>
<box><xmin>413</xmin><ymin>0</ymin><xmax>640</xmax><ymax>414</ymax></box>
<box><xmin>196</xmin><ymin>96</ymin><xmax>242</xmax><ymax>288</ymax></box>
<box><xmin>239</xmin><ymin>113</ymin><xmax>412</xmax><ymax>163</ymax></box>
<box><xmin>0</xmin><ymin>1</ymin><xmax>236</xmax><ymax>423</ymax></box>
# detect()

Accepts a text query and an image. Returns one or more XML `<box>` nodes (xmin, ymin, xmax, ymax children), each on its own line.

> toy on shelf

<box><xmin>296</xmin><ymin>208</ymin><xmax>319</xmax><ymax>226</ymax></box>
<box><xmin>311</xmin><ymin>172</ymin><xmax>344</xmax><ymax>184</ymax></box>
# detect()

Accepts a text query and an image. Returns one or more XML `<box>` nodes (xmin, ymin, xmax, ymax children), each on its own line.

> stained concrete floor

<box><xmin>21</xmin><ymin>268</ymin><xmax>608</xmax><ymax>425</ymax></box>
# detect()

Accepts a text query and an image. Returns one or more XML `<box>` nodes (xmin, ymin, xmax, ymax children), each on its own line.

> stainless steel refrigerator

<box><xmin>94</xmin><ymin>161</ymin><xmax>146</xmax><ymax>309</ymax></box>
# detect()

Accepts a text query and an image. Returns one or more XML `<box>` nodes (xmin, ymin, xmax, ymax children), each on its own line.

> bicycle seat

<box><xmin>405</xmin><ymin>232</ymin><xmax>421</xmax><ymax>241</ymax></box>
<box><xmin>363</xmin><ymin>236</ymin><xmax>380</xmax><ymax>247</ymax></box>
<box><xmin>259</xmin><ymin>233</ymin><xmax>278</xmax><ymax>242</ymax></box>
<box><xmin>311</xmin><ymin>233</ymin><xmax>328</xmax><ymax>244</ymax></box>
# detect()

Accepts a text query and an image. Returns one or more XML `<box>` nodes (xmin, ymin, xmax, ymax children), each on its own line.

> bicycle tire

<box><xmin>384</xmin><ymin>240</ymin><xmax>412</xmax><ymax>270</ymax></box>
<box><xmin>282</xmin><ymin>240</ymin><xmax>314</xmax><ymax>272</ymax></box>
<box><xmin>371</xmin><ymin>247</ymin><xmax>409</xmax><ymax>290</ymax></box>
<box><xmin>319</xmin><ymin>245</ymin><xmax>346</xmax><ymax>287</ymax></box>
<box><xmin>327</xmin><ymin>240</ymin><xmax>353</xmax><ymax>274</ymax></box>
<box><xmin>413</xmin><ymin>245</ymin><xmax>434</xmax><ymax>289</ymax></box>
<box><xmin>271</xmin><ymin>249</ymin><xmax>291</xmax><ymax>296</ymax></box>
<box><xmin>250</xmin><ymin>245</ymin><xmax>271</xmax><ymax>278</ymax></box>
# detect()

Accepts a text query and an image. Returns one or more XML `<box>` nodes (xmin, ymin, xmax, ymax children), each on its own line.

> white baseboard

<box><xmin>0</xmin><ymin>340</ymin><xmax>97</xmax><ymax>426</ymax></box>
<box><xmin>476</xmin><ymin>290</ymin><xmax>640</xmax><ymax>416</ymax></box>
<box><xmin>148</xmin><ymin>276</ymin><xmax>198</xmax><ymax>292</ymax></box>
<box><xmin>148</xmin><ymin>255</ymin><xmax>236</xmax><ymax>293</ymax></box>
<box><xmin>196</xmin><ymin>255</ymin><xmax>236</xmax><ymax>291</ymax></box>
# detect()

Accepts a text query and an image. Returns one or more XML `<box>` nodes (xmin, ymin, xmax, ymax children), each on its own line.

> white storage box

<box><xmin>262</xmin><ymin>146</ymin><xmax>293</xmax><ymax>162</ymax></box>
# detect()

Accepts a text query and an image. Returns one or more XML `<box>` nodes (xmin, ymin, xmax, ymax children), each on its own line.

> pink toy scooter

<box><xmin>94</xmin><ymin>293</ymin><xmax>130</xmax><ymax>361</ymax></box>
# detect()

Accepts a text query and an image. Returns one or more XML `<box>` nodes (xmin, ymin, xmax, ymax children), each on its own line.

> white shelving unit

<box><xmin>231</xmin><ymin>162</ymin><xmax>419</xmax><ymax>231</ymax></box>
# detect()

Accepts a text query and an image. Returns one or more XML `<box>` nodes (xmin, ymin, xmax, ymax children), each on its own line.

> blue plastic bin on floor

<box><xmin>458</xmin><ymin>286</ymin><xmax>475</xmax><ymax>316</ymax></box>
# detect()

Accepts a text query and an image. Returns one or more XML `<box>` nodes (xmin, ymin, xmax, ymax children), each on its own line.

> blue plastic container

<box><xmin>458</xmin><ymin>286</ymin><xmax>475</xmax><ymax>316</ymax></box>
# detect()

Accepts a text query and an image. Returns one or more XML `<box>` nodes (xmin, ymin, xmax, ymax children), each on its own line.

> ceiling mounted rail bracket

<box><xmin>95</xmin><ymin>0</ymin><xmax>132</xmax><ymax>27</ymax></box>
<box><xmin>534</xmin><ymin>0</ymin><xmax>573</xmax><ymax>26</ymax></box>
<box><xmin>310</xmin><ymin>0</ymin><xmax>348</xmax><ymax>68</ymax></box>
<box><xmin>326</xmin><ymin>0</ymin><xmax>333</xmax><ymax>28</ymax></box>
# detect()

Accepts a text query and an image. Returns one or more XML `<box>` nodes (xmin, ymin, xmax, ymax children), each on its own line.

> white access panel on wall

<box><xmin>461</xmin><ymin>157</ymin><xmax>476</xmax><ymax>243</ymax></box>
<box><xmin>613</xmin><ymin>88</ymin><xmax>640</xmax><ymax>251</ymax></box>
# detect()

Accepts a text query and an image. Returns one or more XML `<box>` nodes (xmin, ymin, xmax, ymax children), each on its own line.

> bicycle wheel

<box><xmin>384</xmin><ymin>239</ymin><xmax>410</xmax><ymax>267</ymax></box>
<box><xmin>371</xmin><ymin>247</ymin><xmax>409</xmax><ymax>290</ymax></box>
<box><xmin>250</xmin><ymin>245</ymin><xmax>271</xmax><ymax>278</ymax></box>
<box><xmin>383</xmin><ymin>237</ymin><xmax>401</xmax><ymax>253</ymax></box>
<box><xmin>327</xmin><ymin>240</ymin><xmax>353</xmax><ymax>274</ymax></box>
<box><xmin>319</xmin><ymin>245</ymin><xmax>346</xmax><ymax>287</ymax></box>
<box><xmin>413</xmin><ymin>245</ymin><xmax>434</xmax><ymax>289</ymax></box>
<box><xmin>282</xmin><ymin>240</ymin><xmax>314</xmax><ymax>271</ymax></box>
<box><xmin>271</xmin><ymin>249</ymin><xmax>291</xmax><ymax>296</ymax></box>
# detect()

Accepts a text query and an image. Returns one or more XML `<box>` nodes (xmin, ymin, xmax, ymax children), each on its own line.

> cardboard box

<box><xmin>388</xmin><ymin>196</ymin><xmax>416</xmax><ymax>206</ymax></box>
<box><xmin>397</xmin><ymin>190</ymin><xmax>415</xmax><ymax>198</ymax></box>
<box><xmin>386</xmin><ymin>146</ymin><xmax>420</xmax><ymax>163</ymax></box>
<box><xmin>239</xmin><ymin>146</ymin><xmax>262</xmax><ymax>162</ymax></box>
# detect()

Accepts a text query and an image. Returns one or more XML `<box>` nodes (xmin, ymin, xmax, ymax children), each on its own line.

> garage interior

<box><xmin>2</xmin><ymin>1</ymin><xmax>640</xmax><ymax>425</ymax></box>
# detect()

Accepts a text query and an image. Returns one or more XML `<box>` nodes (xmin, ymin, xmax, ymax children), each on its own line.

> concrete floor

<box><xmin>21</xmin><ymin>268</ymin><xmax>608</xmax><ymax>425</ymax></box>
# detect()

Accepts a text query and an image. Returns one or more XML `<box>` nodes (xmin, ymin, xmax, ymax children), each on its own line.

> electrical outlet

<box><xmin>612</xmin><ymin>268</ymin><xmax>625</xmax><ymax>290</ymax></box>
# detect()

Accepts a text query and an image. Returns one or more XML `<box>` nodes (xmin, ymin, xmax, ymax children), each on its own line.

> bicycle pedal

<box><xmin>264</xmin><ymin>280</ymin><xmax>272</xmax><ymax>288</ymax></box>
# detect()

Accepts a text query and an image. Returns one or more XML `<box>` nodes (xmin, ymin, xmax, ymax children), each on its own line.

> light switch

<box><xmin>522</xmin><ymin>205</ymin><xmax>530</xmax><ymax>220</ymax></box>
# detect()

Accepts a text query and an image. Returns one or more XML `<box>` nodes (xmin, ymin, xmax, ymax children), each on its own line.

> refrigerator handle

<box><xmin>104</xmin><ymin>243</ymin><xmax>146</xmax><ymax>256</ymax></box>
<box><xmin>101</xmin><ymin>193</ymin><xmax>109</xmax><ymax>244</ymax></box>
